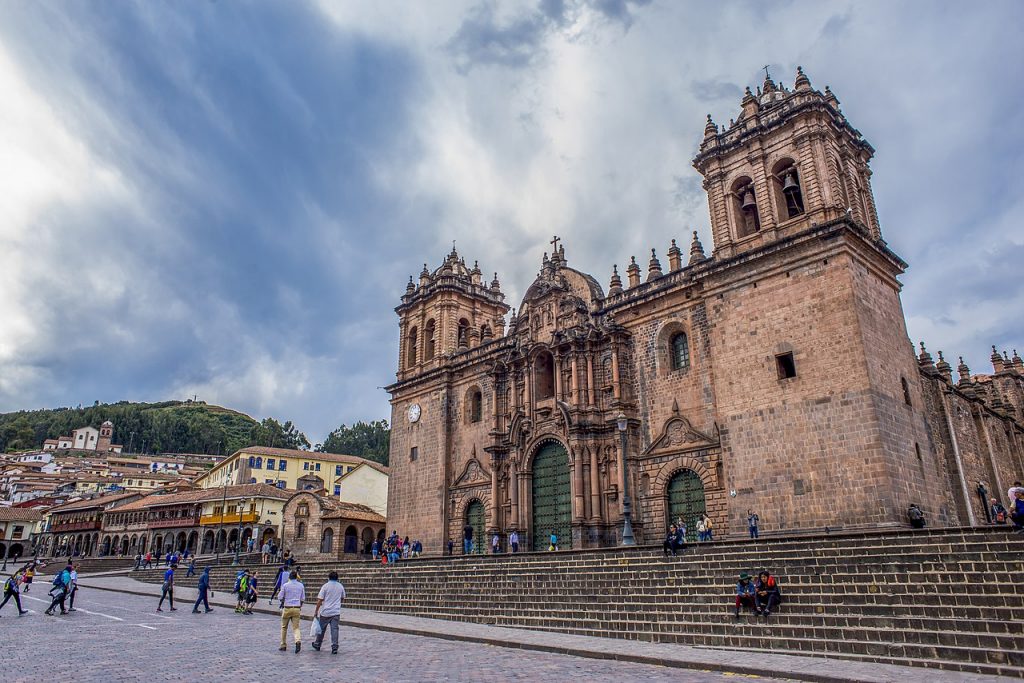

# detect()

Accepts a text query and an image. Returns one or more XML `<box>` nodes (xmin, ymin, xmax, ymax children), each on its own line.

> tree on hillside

<box><xmin>1</xmin><ymin>416</ymin><xmax>36</xmax><ymax>452</ymax></box>
<box><xmin>249</xmin><ymin>418</ymin><xmax>311</xmax><ymax>451</ymax></box>
<box><xmin>316</xmin><ymin>420</ymin><xmax>390</xmax><ymax>466</ymax></box>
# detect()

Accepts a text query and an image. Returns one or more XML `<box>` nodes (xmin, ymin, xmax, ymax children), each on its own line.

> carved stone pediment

<box><xmin>452</xmin><ymin>457</ymin><xmax>490</xmax><ymax>489</ymax></box>
<box><xmin>643</xmin><ymin>415</ymin><xmax>719</xmax><ymax>455</ymax></box>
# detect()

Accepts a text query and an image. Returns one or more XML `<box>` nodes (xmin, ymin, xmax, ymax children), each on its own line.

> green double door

<box><xmin>531</xmin><ymin>442</ymin><xmax>572</xmax><ymax>551</ymax></box>
<box><xmin>667</xmin><ymin>469</ymin><xmax>706</xmax><ymax>542</ymax></box>
<box><xmin>466</xmin><ymin>500</ymin><xmax>485</xmax><ymax>554</ymax></box>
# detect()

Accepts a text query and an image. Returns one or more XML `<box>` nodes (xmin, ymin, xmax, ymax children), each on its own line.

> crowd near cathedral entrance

<box><xmin>385</xmin><ymin>68</ymin><xmax>1024</xmax><ymax>554</ymax></box>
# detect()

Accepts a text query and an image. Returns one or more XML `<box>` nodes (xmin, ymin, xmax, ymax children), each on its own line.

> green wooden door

<box><xmin>531</xmin><ymin>442</ymin><xmax>572</xmax><ymax>551</ymax></box>
<box><xmin>667</xmin><ymin>469</ymin><xmax>706</xmax><ymax>542</ymax></box>
<box><xmin>466</xmin><ymin>500</ymin><xmax>485</xmax><ymax>554</ymax></box>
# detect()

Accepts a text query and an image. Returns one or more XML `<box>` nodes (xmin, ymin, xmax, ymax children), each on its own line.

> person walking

<box><xmin>157</xmin><ymin>563</ymin><xmax>176</xmax><ymax>612</ymax></box>
<box><xmin>549</xmin><ymin>531</ymin><xmax>559</xmax><ymax>551</ymax></box>
<box><xmin>268</xmin><ymin>564</ymin><xmax>286</xmax><ymax>605</ymax></box>
<box><xmin>703</xmin><ymin>514</ymin><xmax>714</xmax><ymax>541</ymax></box>
<box><xmin>278</xmin><ymin>570</ymin><xmax>305</xmax><ymax>653</ymax></box>
<box><xmin>0</xmin><ymin>570</ymin><xmax>28</xmax><ymax>616</ymax></box>
<box><xmin>67</xmin><ymin>563</ymin><xmax>79</xmax><ymax>612</ymax></box>
<box><xmin>311</xmin><ymin>570</ymin><xmax>345</xmax><ymax>654</ymax></box>
<box><xmin>144</xmin><ymin>552</ymin><xmax>153</xmax><ymax>569</ymax></box>
<box><xmin>509</xmin><ymin>530</ymin><xmax>519</xmax><ymax>553</ymax></box>
<box><xmin>747</xmin><ymin>510</ymin><xmax>760</xmax><ymax>539</ymax></box>
<box><xmin>192</xmin><ymin>567</ymin><xmax>214</xmax><ymax>613</ymax></box>
<box><xmin>44</xmin><ymin>564</ymin><xmax>72</xmax><ymax>616</ymax></box>
<box><xmin>463</xmin><ymin>523</ymin><xmax>474</xmax><ymax>554</ymax></box>
<box><xmin>23</xmin><ymin>563</ymin><xmax>35</xmax><ymax>592</ymax></box>
<box><xmin>186</xmin><ymin>556</ymin><xmax>197</xmax><ymax>577</ymax></box>
<box><xmin>492</xmin><ymin>533</ymin><xmax>500</xmax><ymax>554</ymax></box>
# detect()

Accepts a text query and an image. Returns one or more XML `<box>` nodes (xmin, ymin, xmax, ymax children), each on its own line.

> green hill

<box><xmin>0</xmin><ymin>400</ymin><xmax>309</xmax><ymax>455</ymax></box>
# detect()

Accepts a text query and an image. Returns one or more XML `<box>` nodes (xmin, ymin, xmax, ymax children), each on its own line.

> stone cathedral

<box><xmin>386</xmin><ymin>68</ymin><xmax>1024</xmax><ymax>553</ymax></box>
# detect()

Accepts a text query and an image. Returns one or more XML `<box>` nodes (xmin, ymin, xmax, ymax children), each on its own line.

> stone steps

<box><xmin>129</xmin><ymin>526</ymin><xmax>1024</xmax><ymax>676</ymax></box>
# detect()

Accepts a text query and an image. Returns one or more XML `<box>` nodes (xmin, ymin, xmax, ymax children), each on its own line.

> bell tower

<box><xmin>693</xmin><ymin>67</ymin><xmax>881</xmax><ymax>259</ymax></box>
<box><xmin>395</xmin><ymin>246</ymin><xmax>509</xmax><ymax>382</ymax></box>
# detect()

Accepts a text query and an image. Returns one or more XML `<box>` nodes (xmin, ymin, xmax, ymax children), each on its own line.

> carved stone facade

<box><xmin>281</xmin><ymin>490</ymin><xmax>385</xmax><ymax>560</ymax></box>
<box><xmin>386</xmin><ymin>68</ymin><xmax>1024</xmax><ymax>554</ymax></box>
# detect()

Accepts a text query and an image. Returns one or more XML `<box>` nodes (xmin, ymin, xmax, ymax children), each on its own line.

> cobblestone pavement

<box><xmin>7</xmin><ymin>588</ymin><xmax>791</xmax><ymax>683</ymax></box>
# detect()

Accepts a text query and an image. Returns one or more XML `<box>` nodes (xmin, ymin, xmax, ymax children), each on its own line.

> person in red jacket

<box><xmin>754</xmin><ymin>570</ymin><xmax>782</xmax><ymax>618</ymax></box>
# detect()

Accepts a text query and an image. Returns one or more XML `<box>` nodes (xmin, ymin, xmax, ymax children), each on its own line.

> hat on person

<box><xmin>739</xmin><ymin>572</ymin><xmax>751</xmax><ymax>580</ymax></box>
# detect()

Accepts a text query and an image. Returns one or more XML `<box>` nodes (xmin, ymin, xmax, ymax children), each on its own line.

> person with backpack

<box><xmin>549</xmin><ymin>531</ymin><xmax>559</xmax><ymax>551</ymax></box>
<box><xmin>67</xmin><ymin>563</ymin><xmax>79</xmax><ymax>612</ymax></box>
<box><xmin>234</xmin><ymin>570</ymin><xmax>249</xmax><ymax>613</ymax></box>
<box><xmin>243</xmin><ymin>571</ymin><xmax>259</xmax><ymax>614</ymax></box>
<box><xmin>908</xmin><ymin>504</ymin><xmax>926</xmax><ymax>529</ymax></box>
<box><xmin>0</xmin><ymin>570</ymin><xmax>28</xmax><ymax>616</ymax></box>
<box><xmin>990</xmin><ymin>498</ymin><xmax>1008</xmax><ymax>525</ymax></box>
<box><xmin>23</xmin><ymin>563</ymin><xmax>34</xmax><ymax>592</ymax></box>
<box><xmin>702</xmin><ymin>514</ymin><xmax>714</xmax><ymax>541</ymax></box>
<box><xmin>44</xmin><ymin>564</ymin><xmax>72</xmax><ymax>616</ymax></box>
<box><xmin>268</xmin><ymin>564</ymin><xmax>287</xmax><ymax>605</ymax></box>
<box><xmin>157</xmin><ymin>563</ymin><xmax>176</xmax><ymax>612</ymax></box>
<box><xmin>696</xmin><ymin>517</ymin><xmax>707</xmax><ymax>542</ymax></box>
<box><xmin>192</xmin><ymin>567</ymin><xmax>214</xmax><ymax>613</ymax></box>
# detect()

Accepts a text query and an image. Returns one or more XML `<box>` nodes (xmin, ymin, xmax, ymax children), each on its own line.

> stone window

<box><xmin>535</xmin><ymin>352</ymin><xmax>555</xmax><ymax>400</ymax></box>
<box><xmin>425</xmin><ymin>319</ymin><xmax>436</xmax><ymax>361</ymax></box>
<box><xmin>732</xmin><ymin>176</ymin><xmax>760</xmax><ymax>238</ymax></box>
<box><xmin>296</xmin><ymin>503</ymin><xmax>309</xmax><ymax>517</ymax></box>
<box><xmin>407</xmin><ymin>326</ymin><xmax>418</xmax><ymax>366</ymax></box>
<box><xmin>772</xmin><ymin>159</ymin><xmax>805</xmax><ymax>220</ymax></box>
<box><xmin>458</xmin><ymin>318</ymin><xmax>470</xmax><ymax>349</ymax></box>
<box><xmin>466</xmin><ymin>387</ymin><xmax>483</xmax><ymax>423</ymax></box>
<box><xmin>901</xmin><ymin>377</ymin><xmax>912</xmax><ymax>406</ymax></box>
<box><xmin>776</xmin><ymin>352</ymin><xmax>797</xmax><ymax>379</ymax></box>
<box><xmin>670</xmin><ymin>332</ymin><xmax>690</xmax><ymax>371</ymax></box>
<box><xmin>410</xmin><ymin>446</ymin><xmax>418</xmax><ymax>461</ymax></box>
<box><xmin>297</xmin><ymin>521</ymin><xmax>306</xmax><ymax>539</ymax></box>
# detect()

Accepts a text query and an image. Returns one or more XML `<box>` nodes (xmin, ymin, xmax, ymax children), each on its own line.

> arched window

<box><xmin>320</xmin><ymin>527</ymin><xmax>334</xmax><ymax>553</ymax></box>
<box><xmin>535</xmin><ymin>352</ymin><xmax>555</xmax><ymax>400</ymax></box>
<box><xmin>254</xmin><ymin>457</ymin><xmax>262</xmax><ymax>469</ymax></box>
<box><xmin>469</xmin><ymin>388</ymin><xmax>483</xmax><ymax>423</ymax></box>
<box><xmin>901</xmin><ymin>377</ymin><xmax>912</xmax><ymax>406</ymax></box>
<box><xmin>297</xmin><ymin>521</ymin><xmax>306</xmax><ymax>539</ymax></box>
<box><xmin>407</xmin><ymin>326</ymin><xmax>418</xmax><ymax>366</ymax></box>
<box><xmin>458</xmin><ymin>318</ymin><xmax>470</xmax><ymax>349</ymax></box>
<box><xmin>480</xmin><ymin>324</ymin><xmax>492</xmax><ymax>341</ymax></box>
<box><xmin>772</xmin><ymin>160</ymin><xmax>804</xmax><ymax>220</ymax></box>
<box><xmin>424</xmin><ymin>319</ymin><xmax>436</xmax><ymax>361</ymax></box>
<box><xmin>248</xmin><ymin>456</ymin><xmax>255</xmax><ymax>467</ymax></box>
<box><xmin>732</xmin><ymin>177</ymin><xmax>760</xmax><ymax>238</ymax></box>
<box><xmin>670</xmin><ymin>333</ymin><xmax>690</xmax><ymax>371</ymax></box>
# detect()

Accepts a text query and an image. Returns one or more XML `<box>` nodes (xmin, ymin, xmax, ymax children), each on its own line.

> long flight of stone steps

<box><xmin>130</xmin><ymin>525</ymin><xmax>1024</xmax><ymax>678</ymax></box>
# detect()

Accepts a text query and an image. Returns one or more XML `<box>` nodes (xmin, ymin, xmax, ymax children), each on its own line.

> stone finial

<box><xmin>704</xmin><ymin>114</ymin><xmax>717</xmax><ymax>138</ymax></box>
<box><xmin>667</xmin><ymin>239</ymin><xmax>682</xmax><ymax>271</ymax></box>
<box><xmin>647</xmin><ymin>248</ymin><xmax>663</xmax><ymax>281</ymax></box>
<box><xmin>741</xmin><ymin>86</ymin><xmax>758</xmax><ymax>118</ymax></box>
<box><xmin>406</xmin><ymin>276</ymin><xmax>415</xmax><ymax>294</ymax></box>
<box><xmin>689</xmin><ymin>230</ymin><xmax>707</xmax><ymax>265</ymax></box>
<box><xmin>957</xmin><ymin>356</ymin><xmax>971</xmax><ymax>383</ymax></box>
<box><xmin>626</xmin><ymin>256</ymin><xmax>641</xmax><ymax>288</ymax></box>
<box><xmin>989</xmin><ymin>386</ymin><xmax>1006</xmax><ymax>411</ymax></box>
<box><xmin>542</xmin><ymin>251</ymin><xmax>550</xmax><ymax>271</ymax></box>
<box><xmin>991</xmin><ymin>345</ymin><xmax>1004</xmax><ymax>373</ymax></box>
<box><xmin>1013</xmin><ymin>349</ymin><xmax>1023</xmax><ymax>371</ymax></box>
<box><xmin>490</xmin><ymin>272</ymin><xmax>501</xmax><ymax>291</ymax></box>
<box><xmin>824</xmin><ymin>85</ymin><xmax>840</xmax><ymax>108</ymax></box>
<box><xmin>918</xmin><ymin>342</ymin><xmax>936</xmax><ymax>373</ymax></box>
<box><xmin>794</xmin><ymin>65</ymin><xmax>811</xmax><ymax>91</ymax></box>
<box><xmin>936</xmin><ymin>351</ymin><xmax>952</xmax><ymax>382</ymax></box>
<box><xmin>608</xmin><ymin>264</ymin><xmax>623</xmax><ymax>296</ymax></box>
<box><xmin>419</xmin><ymin>263</ymin><xmax>430</xmax><ymax>286</ymax></box>
<box><xmin>509</xmin><ymin>307</ymin><xmax>517</xmax><ymax>326</ymax></box>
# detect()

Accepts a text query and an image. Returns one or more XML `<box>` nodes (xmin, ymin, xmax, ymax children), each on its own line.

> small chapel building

<box><xmin>385</xmin><ymin>68</ymin><xmax>1024</xmax><ymax>553</ymax></box>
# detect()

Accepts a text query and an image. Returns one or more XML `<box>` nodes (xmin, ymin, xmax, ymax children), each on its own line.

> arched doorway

<box><xmin>120</xmin><ymin>537</ymin><xmax>130</xmax><ymax>555</ymax></box>
<box><xmin>361</xmin><ymin>527</ymin><xmax>375</xmax><ymax>554</ymax></box>
<box><xmin>228</xmin><ymin>529</ymin><xmax>239</xmax><ymax>552</ymax></box>
<box><xmin>9</xmin><ymin>543</ymin><xmax>24</xmax><ymax>559</ymax></box>
<box><xmin>176</xmin><ymin>532</ymin><xmax>187</xmax><ymax>552</ymax></box>
<box><xmin>187</xmin><ymin>531</ymin><xmax>199</xmax><ymax>554</ymax></box>
<box><xmin>321</xmin><ymin>527</ymin><xmax>334</xmax><ymax>554</ymax></box>
<box><xmin>202</xmin><ymin>531</ymin><xmax>215</xmax><ymax>554</ymax></box>
<box><xmin>101</xmin><ymin>535</ymin><xmax>112</xmax><ymax>556</ymax></box>
<box><xmin>153</xmin><ymin>535</ymin><xmax>164</xmax><ymax>555</ymax></box>
<box><xmin>261</xmin><ymin>527</ymin><xmax>276</xmax><ymax>545</ymax></box>
<box><xmin>666</xmin><ymin>469</ymin><xmax>706</xmax><ymax>542</ymax></box>
<box><xmin>215</xmin><ymin>530</ymin><xmax>227</xmax><ymax>553</ymax></box>
<box><xmin>343</xmin><ymin>525</ymin><xmax>358</xmax><ymax>554</ymax></box>
<box><xmin>465</xmin><ymin>500</ymin><xmax>485</xmax><ymax>554</ymax></box>
<box><xmin>530</xmin><ymin>441</ymin><xmax>571</xmax><ymax>551</ymax></box>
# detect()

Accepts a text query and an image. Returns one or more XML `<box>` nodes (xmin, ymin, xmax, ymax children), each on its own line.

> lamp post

<box><xmin>616</xmin><ymin>412</ymin><xmax>636</xmax><ymax>546</ymax></box>
<box><xmin>233</xmin><ymin>496</ymin><xmax>255</xmax><ymax>566</ymax></box>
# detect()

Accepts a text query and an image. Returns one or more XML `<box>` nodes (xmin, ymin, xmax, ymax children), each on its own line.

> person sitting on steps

<box><xmin>754</xmin><ymin>570</ymin><xmax>782</xmax><ymax>619</ymax></box>
<box><xmin>907</xmin><ymin>504</ymin><xmax>926</xmax><ymax>529</ymax></box>
<box><xmin>662</xmin><ymin>525</ymin><xmax>679</xmax><ymax>556</ymax></box>
<box><xmin>734</xmin><ymin>573</ymin><xmax>756</xmax><ymax>619</ymax></box>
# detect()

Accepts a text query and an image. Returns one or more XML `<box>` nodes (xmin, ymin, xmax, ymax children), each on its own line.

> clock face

<box><xmin>407</xmin><ymin>403</ymin><xmax>421</xmax><ymax>423</ymax></box>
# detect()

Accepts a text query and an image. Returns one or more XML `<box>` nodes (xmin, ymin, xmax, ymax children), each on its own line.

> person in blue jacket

<box><xmin>734</xmin><ymin>572</ymin><xmax>756</xmax><ymax>618</ymax></box>
<box><xmin>192</xmin><ymin>567</ymin><xmax>214</xmax><ymax>613</ymax></box>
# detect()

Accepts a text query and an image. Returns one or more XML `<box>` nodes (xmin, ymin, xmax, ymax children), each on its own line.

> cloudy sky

<box><xmin>1</xmin><ymin>0</ymin><xmax>1021</xmax><ymax>444</ymax></box>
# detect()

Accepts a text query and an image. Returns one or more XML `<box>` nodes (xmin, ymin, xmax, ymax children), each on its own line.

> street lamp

<box><xmin>233</xmin><ymin>496</ymin><xmax>254</xmax><ymax>566</ymax></box>
<box><xmin>616</xmin><ymin>412</ymin><xmax>636</xmax><ymax>546</ymax></box>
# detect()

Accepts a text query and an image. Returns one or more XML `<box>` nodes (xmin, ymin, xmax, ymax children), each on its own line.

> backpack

<box><xmin>52</xmin><ymin>573</ymin><xmax>65</xmax><ymax>588</ymax></box>
<box><xmin>909</xmin><ymin>507</ymin><xmax>923</xmax><ymax>521</ymax></box>
<box><xmin>3</xmin><ymin>577</ymin><xmax>14</xmax><ymax>592</ymax></box>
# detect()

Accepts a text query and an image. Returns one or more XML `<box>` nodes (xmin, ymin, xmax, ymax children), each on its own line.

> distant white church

<box><xmin>43</xmin><ymin>420</ymin><xmax>123</xmax><ymax>453</ymax></box>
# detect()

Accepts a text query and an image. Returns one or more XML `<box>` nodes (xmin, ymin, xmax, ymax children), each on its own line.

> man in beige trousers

<box><xmin>278</xmin><ymin>570</ymin><xmax>305</xmax><ymax>653</ymax></box>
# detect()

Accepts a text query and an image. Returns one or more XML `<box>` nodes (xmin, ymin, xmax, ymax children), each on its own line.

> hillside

<box><xmin>0</xmin><ymin>400</ymin><xmax>309</xmax><ymax>455</ymax></box>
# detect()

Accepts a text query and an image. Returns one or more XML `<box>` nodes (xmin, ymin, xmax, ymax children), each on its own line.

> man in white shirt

<box><xmin>278</xmin><ymin>571</ymin><xmax>305</xmax><ymax>653</ymax></box>
<box><xmin>67</xmin><ymin>564</ymin><xmax>79</xmax><ymax>612</ymax></box>
<box><xmin>311</xmin><ymin>571</ymin><xmax>346</xmax><ymax>654</ymax></box>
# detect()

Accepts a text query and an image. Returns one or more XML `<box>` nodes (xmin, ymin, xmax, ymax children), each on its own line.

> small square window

<box><xmin>303</xmin><ymin>462</ymin><xmax>309</xmax><ymax>471</ymax></box>
<box><xmin>410</xmin><ymin>446</ymin><xmax>418</xmax><ymax>461</ymax></box>
<box><xmin>315</xmin><ymin>463</ymin><xmax>321</xmax><ymax>471</ymax></box>
<box><xmin>776</xmin><ymin>352</ymin><xmax>796</xmax><ymax>379</ymax></box>
<box><xmin>334</xmin><ymin>485</ymin><xmax>341</xmax><ymax>495</ymax></box>
<box><xmin>279</xmin><ymin>460</ymin><xmax>286</xmax><ymax>471</ymax></box>
<box><xmin>336</xmin><ymin>465</ymin><xmax>342</xmax><ymax>476</ymax></box>
<box><xmin>267</xmin><ymin>458</ymin><xmax>275</xmax><ymax>469</ymax></box>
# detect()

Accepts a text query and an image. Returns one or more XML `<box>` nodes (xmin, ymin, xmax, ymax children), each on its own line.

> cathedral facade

<box><xmin>386</xmin><ymin>68</ymin><xmax>1024</xmax><ymax>553</ymax></box>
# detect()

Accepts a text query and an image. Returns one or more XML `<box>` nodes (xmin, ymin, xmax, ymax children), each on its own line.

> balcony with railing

<box><xmin>148</xmin><ymin>514</ymin><xmax>201</xmax><ymax>529</ymax></box>
<box><xmin>199</xmin><ymin>511</ymin><xmax>259</xmax><ymax>526</ymax></box>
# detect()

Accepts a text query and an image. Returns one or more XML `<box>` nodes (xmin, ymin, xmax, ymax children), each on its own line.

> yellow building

<box><xmin>195</xmin><ymin>447</ymin><xmax>388</xmax><ymax>503</ymax></box>
<box><xmin>195</xmin><ymin>483</ymin><xmax>290</xmax><ymax>552</ymax></box>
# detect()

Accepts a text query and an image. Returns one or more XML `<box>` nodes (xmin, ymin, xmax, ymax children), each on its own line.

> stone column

<box><xmin>940</xmin><ymin>390</ymin><xmax>976</xmax><ymax>526</ymax></box>
<box><xmin>589</xmin><ymin>445</ymin><xmax>601</xmax><ymax>522</ymax></box>
<box><xmin>554</xmin><ymin>354</ymin><xmax>563</xmax><ymax>400</ymax></box>
<box><xmin>976</xmin><ymin>407</ymin><xmax>1006</xmax><ymax>504</ymax></box>
<box><xmin>489</xmin><ymin>459</ymin><xmax>500</xmax><ymax>530</ymax></box>
<box><xmin>509</xmin><ymin>459</ymin><xmax>519</xmax><ymax>529</ymax></box>
<box><xmin>571</xmin><ymin>354</ymin><xmax>580</xmax><ymax>406</ymax></box>
<box><xmin>611</xmin><ymin>347</ymin><xmax>621</xmax><ymax>400</ymax></box>
<box><xmin>586</xmin><ymin>353</ymin><xmax>596</xmax><ymax>407</ymax></box>
<box><xmin>573</xmin><ymin>450</ymin><xmax>584</xmax><ymax>521</ymax></box>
